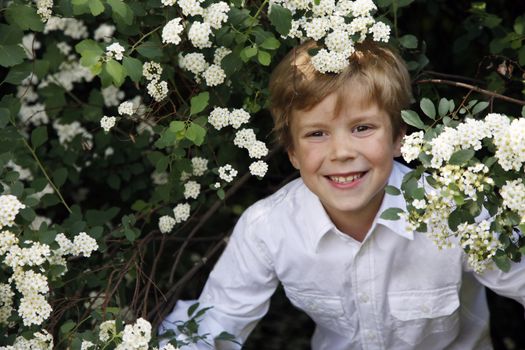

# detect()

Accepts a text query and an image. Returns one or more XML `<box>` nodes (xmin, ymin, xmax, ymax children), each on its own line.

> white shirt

<box><xmin>160</xmin><ymin>161</ymin><xmax>525</xmax><ymax>350</ymax></box>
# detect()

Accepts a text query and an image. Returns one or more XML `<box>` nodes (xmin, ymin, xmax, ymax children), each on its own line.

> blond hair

<box><xmin>268</xmin><ymin>40</ymin><xmax>412</xmax><ymax>149</ymax></box>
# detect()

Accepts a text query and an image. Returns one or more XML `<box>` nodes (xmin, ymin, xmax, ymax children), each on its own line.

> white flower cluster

<box><xmin>249</xmin><ymin>160</ymin><xmax>269</xmax><ymax>177</ymax></box>
<box><xmin>500</xmin><ymin>179</ymin><xmax>525</xmax><ymax>220</ymax></box>
<box><xmin>162</xmin><ymin>18</ymin><xmax>184</xmax><ymax>45</ymax></box>
<box><xmin>44</xmin><ymin>17</ymin><xmax>88</xmax><ymax>39</ymax></box>
<box><xmin>2</xmin><ymin>330</ymin><xmax>53</xmax><ymax>349</ymax></box>
<box><xmin>102</xmin><ymin>85</ymin><xmax>125</xmax><ymax>107</ymax></box>
<box><xmin>99</xmin><ymin>319</ymin><xmax>117</xmax><ymax>342</ymax></box>
<box><xmin>94</xmin><ymin>23</ymin><xmax>116</xmax><ymax>42</ymax></box>
<box><xmin>142</xmin><ymin>61</ymin><xmax>169</xmax><ymax>101</ymax></box>
<box><xmin>209</xmin><ymin>107</ymin><xmax>251</xmax><ymax>130</ymax></box>
<box><xmin>234</xmin><ymin>128</ymin><xmax>269</xmax><ymax>159</ymax></box>
<box><xmin>106</xmin><ymin>42</ymin><xmax>125</xmax><ymax>61</ymax></box>
<box><xmin>401</xmin><ymin>131</ymin><xmax>425</xmax><ymax>163</ymax></box>
<box><xmin>191</xmin><ymin>157</ymin><xmax>208</xmax><ymax>176</ymax></box>
<box><xmin>100</xmin><ymin>116</ymin><xmax>117</xmax><ymax>132</ymax></box>
<box><xmin>218</xmin><ymin>164</ymin><xmax>238</xmax><ymax>183</ymax></box>
<box><xmin>36</xmin><ymin>0</ymin><xmax>54</xmax><ymax>22</ymax></box>
<box><xmin>158</xmin><ymin>203</ymin><xmax>191</xmax><ymax>233</ymax></box>
<box><xmin>0</xmin><ymin>195</ymin><xmax>26</xmax><ymax>230</ymax></box>
<box><xmin>118</xmin><ymin>101</ymin><xmax>134</xmax><ymax>116</ymax></box>
<box><xmin>184</xmin><ymin>181</ymin><xmax>201</xmax><ymax>199</ymax></box>
<box><xmin>413</xmin><ymin>114</ymin><xmax>521</xmax><ymax>171</ymax></box>
<box><xmin>143</xmin><ymin>61</ymin><xmax>163</xmax><ymax>81</ymax></box>
<box><xmin>179</xmin><ymin>51</ymin><xmax>227</xmax><ymax>87</ymax></box>
<box><xmin>119</xmin><ymin>317</ymin><xmax>151</xmax><ymax>350</ymax></box>
<box><xmin>270</xmin><ymin>0</ymin><xmax>390</xmax><ymax>73</ymax></box>
<box><xmin>457</xmin><ymin>220</ymin><xmax>500</xmax><ymax>273</ymax></box>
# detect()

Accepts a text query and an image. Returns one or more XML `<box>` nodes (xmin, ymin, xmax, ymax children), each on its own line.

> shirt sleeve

<box><xmin>159</xmin><ymin>208</ymin><xmax>279</xmax><ymax>349</ymax></box>
<box><xmin>471</xmin><ymin>257</ymin><xmax>525</xmax><ymax>307</ymax></box>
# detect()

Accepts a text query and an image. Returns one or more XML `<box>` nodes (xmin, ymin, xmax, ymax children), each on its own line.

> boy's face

<box><xmin>287</xmin><ymin>91</ymin><xmax>404</xmax><ymax>235</ymax></box>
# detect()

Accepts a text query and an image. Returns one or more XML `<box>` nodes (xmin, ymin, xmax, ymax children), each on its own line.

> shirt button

<box><xmin>359</xmin><ymin>293</ymin><xmax>369</xmax><ymax>303</ymax></box>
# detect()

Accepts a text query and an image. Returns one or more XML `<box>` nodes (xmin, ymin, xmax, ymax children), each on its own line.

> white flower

<box><xmin>100</xmin><ymin>116</ymin><xmax>117</xmax><ymax>132</ymax></box>
<box><xmin>143</xmin><ymin>61</ymin><xmax>163</xmax><ymax>81</ymax></box>
<box><xmin>347</xmin><ymin>16</ymin><xmax>375</xmax><ymax>39</ymax></box>
<box><xmin>0</xmin><ymin>283</ymin><xmax>14</xmax><ymax>325</ymax></box>
<box><xmin>208</xmin><ymin>107</ymin><xmax>230</xmax><ymax>130</ymax></box>
<box><xmin>203</xmin><ymin>64</ymin><xmax>226</xmax><ymax>86</ymax></box>
<box><xmin>94</xmin><ymin>23</ymin><xmax>116</xmax><ymax>42</ymax></box>
<box><xmin>159</xmin><ymin>215</ymin><xmax>176</xmax><ymax>234</ymax></box>
<box><xmin>36</xmin><ymin>0</ymin><xmax>53</xmax><ymax>22</ymax></box>
<box><xmin>401</xmin><ymin>131</ymin><xmax>424</xmax><ymax>163</ymax></box>
<box><xmin>99</xmin><ymin>320</ymin><xmax>117</xmax><ymax>342</ymax></box>
<box><xmin>147</xmin><ymin>80</ymin><xmax>169</xmax><ymax>102</ymax></box>
<box><xmin>18</xmin><ymin>293</ymin><xmax>52</xmax><ymax>326</ymax></box>
<box><xmin>311</xmin><ymin>49</ymin><xmax>349</xmax><ymax>74</ymax></box>
<box><xmin>162</xmin><ymin>18</ymin><xmax>184</xmax><ymax>45</ymax></box>
<box><xmin>101</xmin><ymin>85</ymin><xmax>125</xmax><ymax>107</ymax></box>
<box><xmin>229</xmin><ymin>108</ymin><xmax>251</xmax><ymax>129</ymax></box>
<box><xmin>0</xmin><ymin>195</ymin><xmax>26</xmax><ymax>230</ymax></box>
<box><xmin>191</xmin><ymin>157</ymin><xmax>208</xmax><ymax>176</ymax></box>
<box><xmin>121</xmin><ymin>318</ymin><xmax>152</xmax><ymax>350</ymax></box>
<box><xmin>412</xmin><ymin>199</ymin><xmax>427</xmax><ymax>210</ymax></box>
<box><xmin>151</xmin><ymin>171</ymin><xmax>169</xmax><ymax>185</ymax></box>
<box><xmin>303</xmin><ymin>17</ymin><xmax>330</xmax><ymax>41</ymax></box>
<box><xmin>501</xmin><ymin>179</ymin><xmax>525</xmax><ymax>219</ymax></box>
<box><xmin>249</xmin><ymin>161</ymin><xmax>268</xmax><ymax>177</ymax></box>
<box><xmin>312</xmin><ymin>0</ymin><xmax>335</xmax><ymax>16</ymax></box>
<box><xmin>178</xmin><ymin>0</ymin><xmax>204</xmax><ymax>16</ymax></box>
<box><xmin>0</xmin><ymin>230</ymin><xmax>18</xmax><ymax>255</ymax></box>
<box><xmin>214</xmin><ymin>47</ymin><xmax>232</xmax><ymax>65</ymax></box>
<box><xmin>55</xmin><ymin>233</ymin><xmax>74</xmax><ymax>255</ymax></box>
<box><xmin>188</xmin><ymin>22</ymin><xmax>212</xmax><ymax>49</ymax></box>
<box><xmin>324</xmin><ymin>29</ymin><xmax>354</xmax><ymax>56</ymax></box>
<box><xmin>369</xmin><ymin>21</ymin><xmax>391</xmax><ymax>42</ymax></box>
<box><xmin>180</xmin><ymin>53</ymin><xmax>209</xmax><ymax>75</ymax></box>
<box><xmin>247</xmin><ymin>141</ymin><xmax>269</xmax><ymax>159</ymax></box>
<box><xmin>118</xmin><ymin>101</ymin><xmax>134</xmax><ymax>116</ymax></box>
<box><xmin>173</xmin><ymin>203</ymin><xmax>191</xmax><ymax>223</ymax></box>
<box><xmin>18</xmin><ymin>103</ymin><xmax>49</xmax><ymax>126</ymax></box>
<box><xmin>203</xmin><ymin>2</ymin><xmax>230</xmax><ymax>29</ymax></box>
<box><xmin>72</xmin><ymin>232</ymin><xmax>98</xmax><ymax>257</ymax></box>
<box><xmin>351</xmin><ymin>0</ymin><xmax>377</xmax><ymax>17</ymax></box>
<box><xmin>56</xmin><ymin>41</ymin><xmax>71</xmax><ymax>55</ymax></box>
<box><xmin>234</xmin><ymin>128</ymin><xmax>257</xmax><ymax>149</ymax></box>
<box><xmin>218</xmin><ymin>164</ymin><xmax>238</xmax><ymax>183</ymax></box>
<box><xmin>106</xmin><ymin>42</ymin><xmax>125</xmax><ymax>61</ymax></box>
<box><xmin>184</xmin><ymin>181</ymin><xmax>201</xmax><ymax>199</ymax></box>
<box><xmin>161</xmin><ymin>0</ymin><xmax>176</xmax><ymax>6</ymax></box>
<box><xmin>81</xmin><ymin>340</ymin><xmax>96</xmax><ymax>350</ymax></box>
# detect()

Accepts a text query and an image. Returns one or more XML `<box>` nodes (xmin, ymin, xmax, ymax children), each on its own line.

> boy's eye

<box><xmin>306</xmin><ymin>131</ymin><xmax>325</xmax><ymax>137</ymax></box>
<box><xmin>353</xmin><ymin>125</ymin><xmax>371</xmax><ymax>133</ymax></box>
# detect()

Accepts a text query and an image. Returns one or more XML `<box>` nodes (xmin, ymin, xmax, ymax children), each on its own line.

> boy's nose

<box><xmin>330</xmin><ymin>132</ymin><xmax>358</xmax><ymax>161</ymax></box>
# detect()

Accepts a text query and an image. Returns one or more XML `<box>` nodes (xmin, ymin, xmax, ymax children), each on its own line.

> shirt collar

<box><xmin>299</xmin><ymin>161</ymin><xmax>414</xmax><ymax>253</ymax></box>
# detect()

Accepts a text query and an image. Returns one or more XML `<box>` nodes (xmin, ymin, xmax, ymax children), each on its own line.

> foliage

<box><xmin>0</xmin><ymin>0</ymin><xmax>524</xmax><ymax>348</ymax></box>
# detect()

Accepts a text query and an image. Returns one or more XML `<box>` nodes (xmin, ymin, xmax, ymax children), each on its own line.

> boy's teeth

<box><xmin>329</xmin><ymin>173</ymin><xmax>363</xmax><ymax>184</ymax></box>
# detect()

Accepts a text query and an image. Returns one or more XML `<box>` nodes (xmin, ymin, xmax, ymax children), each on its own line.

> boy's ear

<box><xmin>287</xmin><ymin>148</ymin><xmax>300</xmax><ymax>170</ymax></box>
<box><xmin>393</xmin><ymin>126</ymin><xmax>406</xmax><ymax>158</ymax></box>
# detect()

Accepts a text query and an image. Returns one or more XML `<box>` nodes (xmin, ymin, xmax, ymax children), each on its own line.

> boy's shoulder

<box><xmin>240</xmin><ymin>176</ymin><xmax>312</xmax><ymax>227</ymax></box>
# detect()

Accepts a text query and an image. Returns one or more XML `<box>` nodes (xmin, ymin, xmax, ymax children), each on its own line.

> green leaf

<box><xmin>105</xmin><ymin>59</ymin><xmax>126</xmax><ymax>87</ymax></box>
<box><xmin>242</xmin><ymin>46</ymin><xmax>258</xmax><ymax>59</ymax></box>
<box><xmin>268</xmin><ymin>4</ymin><xmax>292</xmax><ymax>36</ymax></box>
<box><xmin>186</xmin><ymin>122</ymin><xmax>207</xmax><ymax>146</ymax></box>
<box><xmin>419</xmin><ymin>98</ymin><xmax>436</xmax><ymax>120</ymax></box>
<box><xmin>385</xmin><ymin>185</ymin><xmax>401</xmax><ymax>196</ymax></box>
<box><xmin>31</xmin><ymin>126</ymin><xmax>48</xmax><ymax>149</ymax></box>
<box><xmin>449</xmin><ymin>149</ymin><xmax>475</xmax><ymax>165</ymax></box>
<box><xmin>471</xmin><ymin>101</ymin><xmax>489</xmax><ymax>115</ymax></box>
<box><xmin>0</xmin><ymin>108</ymin><xmax>11</xmax><ymax>128</ymax></box>
<box><xmin>399</xmin><ymin>34</ymin><xmax>418</xmax><ymax>49</ymax></box>
<box><xmin>380</xmin><ymin>207</ymin><xmax>404</xmax><ymax>220</ymax></box>
<box><xmin>0</xmin><ymin>24</ymin><xmax>24</xmax><ymax>45</ymax></box>
<box><xmin>5</xmin><ymin>4</ymin><xmax>44</xmax><ymax>32</ymax></box>
<box><xmin>190</xmin><ymin>92</ymin><xmax>209</xmax><ymax>116</ymax></box>
<box><xmin>260</xmin><ymin>37</ymin><xmax>281</xmax><ymax>50</ymax></box>
<box><xmin>108</xmin><ymin>0</ymin><xmax>134</xmax><ymax>25</ymax></box>
<box><xmin>401</xmin><ymin>110</ymin><xmax>425</xmax><ymax>129</ymax></box>
<box><xmin>257</xmin><ymin>50</ymin><xmax>271</xmax><ymax>66</ymax></box>
<box><xmin>0</xmin><ymin>44</ymin><xmax>26</xmax><ymax>67</ymax></box>
<box><xmin>136</xmin><ymin>40</ymin><xmax>163</xmax><ymax>59</ymax></box>
<box><xmin>60</xmin><ymin>320</ymin><xmax>76</xmax><ymax>334</ymax></box>
<box><xmin>89</xmin><ymin>0</ymin><xmax>105</xmax><ymax>15</ymax></box>
<box><xmin>52</xmin><ymin>168</ymin><xmax>68</xmax><ymax>188</ymax></box>
<box><xmin>122</xmin><ymin>56</ymin><xmax>143</xmax><ymax>82</ymax></box>
<box><xmin>438</xmin><ymin>98</ymin><xmax>450</xmax><ymax>117</ymax></box>
<box><xmin>187</xmin><ymin>302</ymin><xmax>200</xmax><ymax>317</ymax></box>
<box><xmin>493</xmin><ymin>253</ymin><xmax>511</xmax><ymax>272</ymax></box>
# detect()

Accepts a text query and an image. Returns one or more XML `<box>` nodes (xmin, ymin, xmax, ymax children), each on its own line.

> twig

<box><xmin>415</xmin><ymin>78</ymin><xmax>525</xmax><ymax>105</ymax></box>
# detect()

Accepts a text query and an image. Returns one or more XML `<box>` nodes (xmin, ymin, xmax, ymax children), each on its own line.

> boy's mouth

<box><xmin>327</xmin><ymin>172</ymin><xmax>366</xmax><ymax>184</ymax></box>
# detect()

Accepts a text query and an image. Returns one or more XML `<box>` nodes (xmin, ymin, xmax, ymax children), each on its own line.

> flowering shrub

<box><xmin>0</xmin><ymin>0</ymin><xmax>524</xmax><ymax>348</ymax></box>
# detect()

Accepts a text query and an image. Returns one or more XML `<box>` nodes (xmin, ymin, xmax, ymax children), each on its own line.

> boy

<box><xmin>160</xmin><ymin>40</ymin><xmax>525</xmax><ymax>349</ymax></box>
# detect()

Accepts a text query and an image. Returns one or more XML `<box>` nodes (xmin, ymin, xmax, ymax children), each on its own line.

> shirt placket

<box><xmin>353</xmin><ymin>240</ymin><xmax>384</xmax><ymax>350</ymax></box>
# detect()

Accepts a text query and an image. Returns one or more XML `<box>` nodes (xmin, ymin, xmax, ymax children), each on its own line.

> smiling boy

<box><xmin>160</xmin><ymin>41</ymin><xmax>525</xmax><ymax>349</ymax></box>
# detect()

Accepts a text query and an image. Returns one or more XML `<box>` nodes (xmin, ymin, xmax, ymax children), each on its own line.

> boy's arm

<box><xmin>470</xmin><ymin>258</ymin><xmax>525</xmax><ymax>307</ymax></box>
<box><xmin>160</xmin><ymin>209</ymin><xmax>279</xmax><ymax>349</ymax></box>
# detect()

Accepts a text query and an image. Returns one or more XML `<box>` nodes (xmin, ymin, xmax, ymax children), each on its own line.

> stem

<box><xmin>129</xmin><ymin>26</ymin><xmax>163</xmax><ymax>54</ymax></box>
<box><xmin>415</xmin><ymin>78</ymin><xmax>525</xmax><ymax>106</ymax></box>
<box><xmin>19</xmin><ymin>135</ymin><xmax>72</xmax><ymax>214</ymax></box>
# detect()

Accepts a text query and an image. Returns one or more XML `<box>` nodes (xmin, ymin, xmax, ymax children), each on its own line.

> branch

<box><xmin>415</xmin><ymin>78</ymin><xmax>525</xmax><ymax>106</ymax></box>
